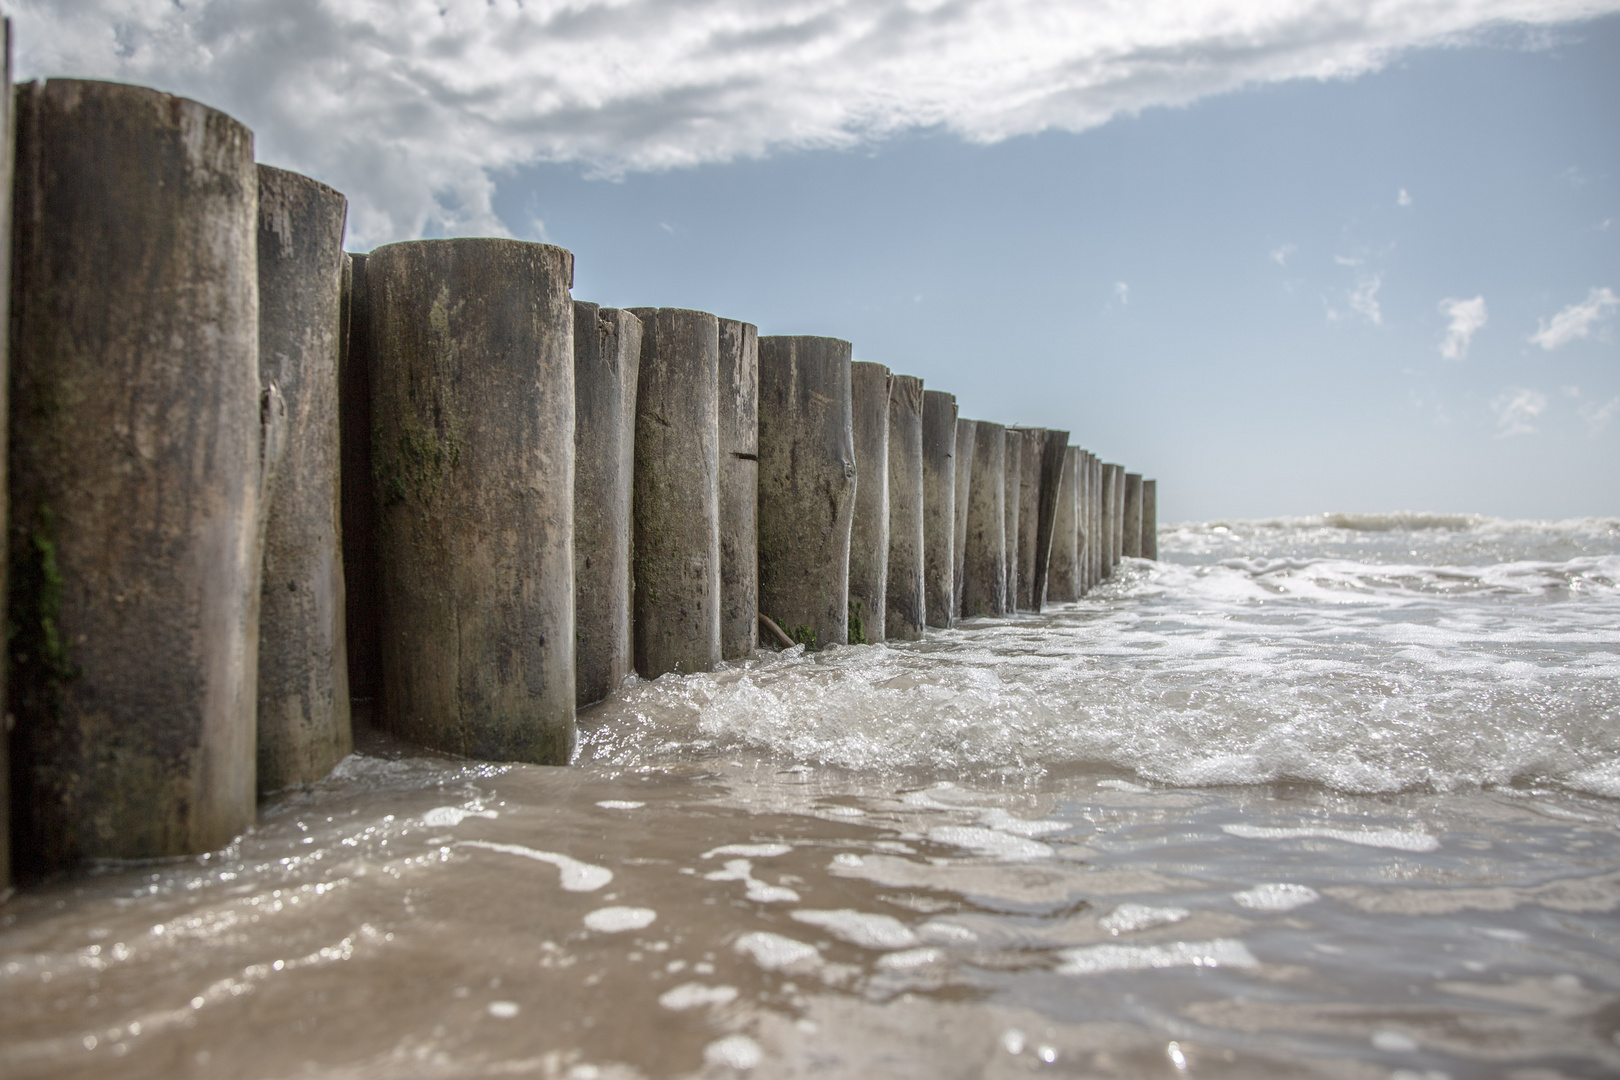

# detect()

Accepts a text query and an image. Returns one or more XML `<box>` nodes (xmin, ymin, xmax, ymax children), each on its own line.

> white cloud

<box><xmin>1349</xmin><ymin>274</ymin><xmax>1383</xmax><ymax>326</ymax></box>
<box><xmin>1397</xmin><ymin>188</ymin><xmax>1412</xmax><ymax>207</ymax></box>
<box><xmin>1580</xmin><ymin>395</ymin><xmax>1620</xmax><ymax>432</ymax></box>
<box><xmin>1437</xmin><ymin>295</ymin><xmax>1487</xmax><ymax>360</ymax></box>
<box><xmin>1270</xmin><ymin>243</ymin><xmax>1296</xmax><ymax>267</ymax></box>
<box><xmin>13</xmin><ymin>0</ymin><xmax>1617</xmax><ymax>246</ymax></box>
<box><xmin>1529</xmin><ymin>287</ymin><xmax>1618</xmax><ymax>350</ymax></box>
<box><xmin>1491</xmin><ymin>386</ymin><xmax>1547</xmax><ymax>437</ymax></box>
<box><xmin>1113</xmin><ymin>281</ymin><xmax>1130</xmax><ymax>307</ymax></box>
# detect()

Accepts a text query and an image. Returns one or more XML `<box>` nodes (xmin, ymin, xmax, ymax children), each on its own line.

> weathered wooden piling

<box><xmin>1143</xmin><ymin>479</ymin><xmax>1159</xmax><ymax>561</ymax></box>
<box><xmin>1048</xmin><ymin>446</ymin><xmax>1081</xmax><ymax>602</ymax></box>
<box><xmin>1110</xmin><ymin>464</ymin><xmax>1126</xmax><ymax>569</ymax></box>
<box><xmin>962</xmin><ymin>422</ymin><xmax>1008</xmax><ymax>617</ymax></box>
<box><xmin>8</xmin><ymin>80</ymin><xmax>265</xmax><ymax>869</ymax></box>
<box><xmin>1123</xmin><ymin>472</ymin><xmax>1144</xmax><ymax>559</ymax></box>
<box><xmin>1099</xmin><ymin>463</ymin><xmax>1118</xmax><ymax>578</ymax></box>
<box><xmin>1076</xmin><ymin>450</ymin><xmax>1093</xmax><ymax>595</ymax></box>
<box><xmin>339</xmin><ymin>252</ymin><xmax>382</xmax><ymax>725</ymax></box>
<box><xmin>718</xmin><ymin>318</ymin><xmax>759</xmax><ymax>660</ymax></box>
<box><xmin>886</xmin><ymin>375</ymin><xmax>927</xmax><ymax>640</ymax></box>
<box><xmin>370</xmin><ymin>239</ymin><xmax>576</xmax><ymax>763</ymax></box>
<box><xmin>255</xmin><ymin>165</ymin><xmax>352</xmax><ymax>794</ymax></box>
<box><xmin>848</xmin><ymin>362</ymin><xmax>891</xmax><ymax>644</ymax></box>
<box><xmin>573</xmin><ymin>303</ymin><xmax>641</xmax><ymax>705</ymax></box>
<box><xmin>922</xmin><ymin>390</ymin><xmax>957</xmax><ymax>629</ymax></box>
<box><xmin>1090</xmin><ymin>454</ymin><xmax>1103</xmax><ymax>586</ymax></box>
<box><xmin>1012</xmin><ymin>428</ymin><xmax>1044</xmax><ymax>611</ymax></box>
<box><xmin>0</xmin><ymin>20</ymin><xmax>14</xmax><ymax>892</ymax></box>
<box><xmin>757</xmin><ymin>337</ymin><xmax>856</xmax><ymax>650</ymax></box>
<box><xmin>1002</xmin><ymin>429</ymin><xmax>1023</xmax><ymax>611</ymax></box>
<box><xmin>627</xmin><ymin>308</ymin><xmax>722</xmax><ymax>678</ymax></box>
<box><xmin>951</xmin><ymin>418</ymin><xmax>976</xmax><ymax>619</ymax></box>
<box><xmin>1031</xmin><ymin>429</ymin><xmax>1070</xmax><ymax>610</ymax></box>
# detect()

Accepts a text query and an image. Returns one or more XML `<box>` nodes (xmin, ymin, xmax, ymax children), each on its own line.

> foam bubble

<box><xmin>595</xmin><ymin>800</ymin><xmax>645</xmax><ymax>810</ymax></box>
<box><xmin>486</xmin><ymin>1000</ymin><xmax>519</xmax><ymax>1019</ymax></box>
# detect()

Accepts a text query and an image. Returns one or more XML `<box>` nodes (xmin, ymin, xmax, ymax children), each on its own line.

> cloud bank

<box><xmin>15</xmin><ymin>0</ymin><xmax>1618</xmax><ymax>246</ymax></box>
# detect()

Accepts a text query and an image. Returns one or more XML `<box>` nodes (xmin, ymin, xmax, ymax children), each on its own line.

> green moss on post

<box><xmin>368</xmin><ymin>239</ymin><xmax>577</xmax><ymax>764</ymax></box>
<box><xmin>8</xmin><ymin>79</ymin><xmax>263</xmax><ymax>872</ymax></box>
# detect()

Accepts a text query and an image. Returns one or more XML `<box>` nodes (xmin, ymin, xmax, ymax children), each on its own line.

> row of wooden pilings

<box><xmin>0</xmin><ymin>67</ymin><xmax>1157</xmax><ymax>891</ymax></box>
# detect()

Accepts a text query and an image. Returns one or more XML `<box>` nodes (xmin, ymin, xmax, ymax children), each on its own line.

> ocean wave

<box><xmin>576</xmin><ymin>511</ymin><xmax>1620</xmax><ymax>797</ymax></box>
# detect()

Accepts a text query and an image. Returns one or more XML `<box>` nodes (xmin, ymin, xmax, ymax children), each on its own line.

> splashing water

<box><xmin>2</xmin><ymin>515</ymin><xmax>1617</xmax><ymax>1078</ymax></box>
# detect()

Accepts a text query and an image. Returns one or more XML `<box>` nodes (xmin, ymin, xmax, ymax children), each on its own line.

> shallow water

<box><xmin>4</xmin><ymin>515</ymin><xmax>1619</xmax><ymax>1079</ymax></box>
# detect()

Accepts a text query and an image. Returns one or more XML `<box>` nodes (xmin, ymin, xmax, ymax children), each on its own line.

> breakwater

<box><xmin>0</xmin><ymin>59</ymin><xmax>1159</xmax><ymax>891</ymax></box>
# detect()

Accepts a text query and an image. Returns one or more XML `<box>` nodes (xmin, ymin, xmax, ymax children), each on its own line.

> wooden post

<box><xmin>370</xmin><ymin>239</ymin><xmax>576</xmax><ymax>763</ymax></box>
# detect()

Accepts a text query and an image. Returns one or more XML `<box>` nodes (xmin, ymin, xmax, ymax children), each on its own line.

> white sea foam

<box><xmin>876</xmin><ymin>947</ymin><xmax>942</xmax><ymax>969</ymax></box>
<box><xmin>703</xmin><ymin>1034</ymin><xmax>763</xmax><ymax>1070</ymax></box>
<box><xmin>421</xmin><ymin>806</ymin><xmax>498</xmax><ymax>828</ymax></box>
<box><xmin>702</xmin><ymin>843</ymin><xmax>793</xmax><ymax>859</ymax></box>
<box><xmin>576</xmin><ymin>516</ymin><xmax>1620</xmax><ymax>798</ymax></box>
<box><xmin>1232</xmin><ymin>883</ymin><xmax>1321</xmax><ymax>911</ymax></box>
<box><xmin>919</xmin><ymin>920</ymin><xmax>979</xmax><ymax>943</ymax></box>
<box><xmin>703</xmin><ymin>859</ymin><xmax>801</xmax><ymax>903</ymax></box>
<box><xmin>927</xmin><ymin>827</ymin><xmax>1053</xmax><ymax>860</ymax></box>
<box><xmin>583</xmin><ymin>906</ymin><xmax>656</xmax><ymax>933</ymax></box>
<box><xmin>1098</xmin><ymin>904</ymin><xmax>1191</xmax><ymax>935</ymax></box>
<box><xmin>658</xmin><ymin>983</ymin><xmax>739</xmax><ymax>1010</ymax></box>
<box><xmin>595</xmin><ymin>800</ymin><xmax>645</xmax><ymax>810</ymax></box>
<box><xmin>1055</xmin><ymin>939</ymin><xmax>1259</xmax><ymax>975</ymax></box>
<box><xmin>734</xmin><ymin>932</ymin><xmax>820</xmax><ymax>970</ymax></box>
<box><xmin>790</xmin><ymin>909</ymin><xmax>920</xmax><ymax>950</ymax></box>
<box><xmin>1222</xmin><ymin>825</ymin><xmax>1440</xmax><ymax>853</ymax></box>
<box><xmin>456</xmin><ymin>841</ymin><xmax>613</xmax><ymax>891</ymax></box>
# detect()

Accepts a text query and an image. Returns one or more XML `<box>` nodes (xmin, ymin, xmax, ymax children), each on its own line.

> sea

<box><xmin>3</xmin><ymin>513</ymin><xmax>1618</xmax><ymax>1079</ymax></box>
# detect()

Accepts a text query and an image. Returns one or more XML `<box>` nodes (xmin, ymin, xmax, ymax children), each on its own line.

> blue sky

<box><xmin>19</xmin><ymin>2</ymin><xmax>1619</xmax><ymax>520</ymax></box>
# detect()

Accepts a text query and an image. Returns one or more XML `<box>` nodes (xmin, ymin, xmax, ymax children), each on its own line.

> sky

<box><xmin>15</xmin><ymin>1</ymin><xmax>1620</xmax><ymax>521</ymax></box>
